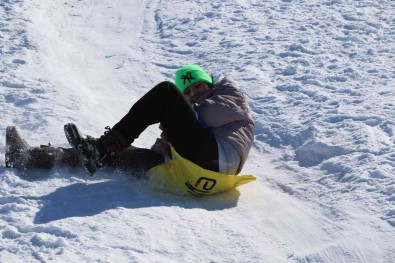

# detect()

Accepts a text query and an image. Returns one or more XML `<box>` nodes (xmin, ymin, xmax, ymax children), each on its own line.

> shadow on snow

<box><xmin>32</xmin><ymin>179</ymin><xmax>241</xmax><ymax>224</ymax></box>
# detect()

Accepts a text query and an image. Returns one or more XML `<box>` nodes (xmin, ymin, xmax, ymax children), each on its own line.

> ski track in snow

<box><xmin>0</xmin><ymin>0</ymin><xmax>394</xmax><ymax>262</ymax></box>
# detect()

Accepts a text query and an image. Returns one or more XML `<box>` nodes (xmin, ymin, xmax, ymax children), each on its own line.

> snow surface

<box><xmin>1</xmin><ymin>0</ymin><xmax>394</xmax><ymax>262</ymax></box>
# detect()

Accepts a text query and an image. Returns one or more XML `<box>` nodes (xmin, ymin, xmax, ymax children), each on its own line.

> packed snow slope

<box><xmin>1</xmin><ymin>0</ymin><xmax>394</xmax><ymax>262</ymax></box>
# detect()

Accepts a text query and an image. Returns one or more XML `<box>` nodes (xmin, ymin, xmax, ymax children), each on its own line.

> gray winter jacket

<box><xmin>193</xmin><ymin>76</ymin><xmax>254</xmax><ymax>174</ymax></box>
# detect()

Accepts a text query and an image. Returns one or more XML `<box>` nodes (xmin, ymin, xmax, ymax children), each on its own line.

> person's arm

<box><xmin>196</xmin><ymin>85</ymin><xmax>250</xmax><ymax>127</ymax></box>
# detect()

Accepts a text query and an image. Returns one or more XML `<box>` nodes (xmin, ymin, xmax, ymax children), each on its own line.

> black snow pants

<box><xmin>112</xmin><ymin>81</ymin><xmax>219</xmax><ymax>172</ymax></box>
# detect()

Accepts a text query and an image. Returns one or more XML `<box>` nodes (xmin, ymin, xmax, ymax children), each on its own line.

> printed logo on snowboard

<box><xmin>185</xmin><ymin>177</ymin><xmax>217</xmax><ymax>195</ymax></box>
<box><xmin>180</xmin><ymin>71</ymin><xmax>196</xmax><ymax>85</ymax></box>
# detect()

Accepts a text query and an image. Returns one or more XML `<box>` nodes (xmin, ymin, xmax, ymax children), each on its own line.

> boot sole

<box><xmin>64</xmin><ymin>123</ymin><xmax>100</xmax><ymax>175</ymax></box>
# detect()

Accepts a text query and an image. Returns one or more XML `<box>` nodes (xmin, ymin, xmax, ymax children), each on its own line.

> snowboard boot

<box><xmin>5</xmin><ymin>126</ymin><xmax>83</xmax><ymax>170</ymax></box>
<box><xmin>64</xmin><ymin>123</ymin><xmax>130</xmax><ymax>175</ymax></box>
<box><xmin>6</xmin><ymin>126</ymin><xmax>30</xmax><ymax>169</ymax></box>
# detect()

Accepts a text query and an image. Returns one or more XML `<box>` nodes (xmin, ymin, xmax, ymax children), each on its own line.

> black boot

<box><xmin>6</xmin><ymin>126</ymin><xmax>30</xmax><ymax>169</ymax></box>
<box><xmin>6</xmin><ymin>126</ymin><xmax>83</xmax><ymax>170</ymax></box>
<box><xmin>64</xmin><ymin>123</ymin><xmax>129</xmax><ymax>175</ymax></box>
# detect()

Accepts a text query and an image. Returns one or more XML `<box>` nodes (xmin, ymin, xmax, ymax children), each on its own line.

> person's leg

<box><xmin>113</xmin><ymin>81</ymin><xmax>218</xmax><ymax>171</ymax></box>
<box><xmin>6</xmin><ymin>126</ymin><xmax>164</xmax><ymax>175</ymax></box>
<box><xmin>5</xmin><ymin>126</ymin><xmax>82</xmax><ymax>170</ymax></box>
<box><xmin>110</xmin><ymin>146</ymin><xmax>165</xmax><ymax>178</ymax></box>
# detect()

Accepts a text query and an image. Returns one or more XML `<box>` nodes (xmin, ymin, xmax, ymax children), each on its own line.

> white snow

<box><xmin>1</xmin><ymin>0</ymin><xmax>394</xmax><ymax>262</ymax></box>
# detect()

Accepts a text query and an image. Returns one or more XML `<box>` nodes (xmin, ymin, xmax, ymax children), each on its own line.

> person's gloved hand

<box><xmin>151</xmin><ymin>131</ymin><xmax>170</xmax><ymax>156</ymax></box>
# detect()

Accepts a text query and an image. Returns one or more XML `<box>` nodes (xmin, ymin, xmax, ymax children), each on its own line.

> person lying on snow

<box><xmin>6</xmin><ymin>65</ymin><xmax>255</xmax><ymax>194</ymax></box>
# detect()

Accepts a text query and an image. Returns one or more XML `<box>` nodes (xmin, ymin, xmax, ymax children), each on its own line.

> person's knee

<box><xmin>154</xmin><ymin>81</ymin><xmax>181</xmax><ymax>95</ymax></box>
<box><xmin>158</xmin><ymin>81</ymin><xmax>174</xmax><ymax>87</ymax></box>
